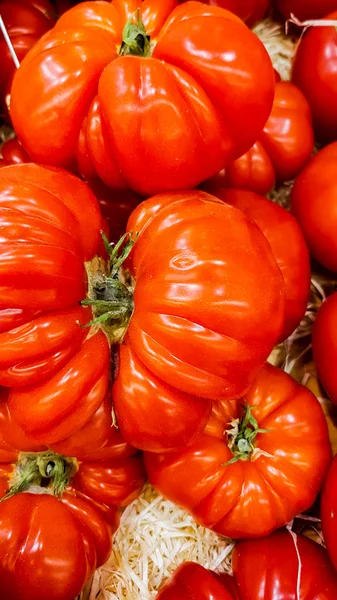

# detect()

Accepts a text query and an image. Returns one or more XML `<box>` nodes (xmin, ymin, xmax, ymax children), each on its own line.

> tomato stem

<box><xmin>119</xmin><ymin>9</ymin><xmax>151</xmax><ymax>57</ymax></box>
<box><xmin>81</xmin><ymin>231</ymin><xmax>137</xmax><ymax>340</ymax></box>
<box><xmin>1</xmin><ymin>451</ymin><xmax>78</xmax><ymax>502</ymax></box>
<box><xmin>224</xmin><ymin>404</ymin><xmax>269</xmax><ymax>465</ymax></box>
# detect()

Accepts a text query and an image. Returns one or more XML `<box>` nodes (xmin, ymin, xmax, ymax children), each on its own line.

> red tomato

<box><xmin>178</xmin><ymin>0</ymin><xmax>269</xmax><ymax>27</ymax></box>
<box><xmin>0</xmin><ymin>0</ymin><xmax>54</xmax><ymax>118</ymax></box>
<box><xmin>206</xmin><ymin>81</ymin><xmax>314</xmax><ymax>195</ymax></box>
<box><xmin>10</xmin><ymin>1</ymin><xmax>275</xmax><ymax>195</ymax></box>
<box><xmin>291</xmin><ymin>142</ymin><xmax>337</xmax><ymax>271</ymax></box>
<box><xmin>145</xmin><ymin>363</ymin><xmax>331</xmax><ymax>538</ymax></box>
<box><xmin>312</xmin><ymin>292</ymin><xmax>337</xmax><ymax>405</ymax></box>
<box><xmin>321</xmin><ymin>454</ymin><xmax>337</xmax><ymax>572</ymax></box>
<box><xmin>208</xmin><ymin>189</ymin><xmax>310</xmax><ymax>341</ymax></box>
<box><xmin>275</xmin><ymin>0</ymin><xmax>337</xmax><ymax>21</ymax></box>
<box><xmin>292</xmin><ymin>12</ymin><xmax>337</xmax><ymax>143</ymax></box>
<box><xmin>232</xmin><ymin>529</ymin><xmax>337</xmax><ymax>598</ymax></box>
<box><xmin>0</xmin><ymin>137</ymin><xmax>30</xmax><ymax>165</ymax></box>
<box><xmin>0</xmin><ymin>164</ymin><xmax>112</xmax><ymax>444</ymax></box>
<box><xmin>156</xmin><ymin>562</ymin><xmax>238</xmax><ymax>600</ymax></box>
<box><xmin>111</xmin><ymin>190</ymin><xmax>285</xmax><ymax>453</ymax></box>
<box><xmin>0</xmin><ymin>392</ymin><xmax>145</xmax><ymax>600</ymax></box>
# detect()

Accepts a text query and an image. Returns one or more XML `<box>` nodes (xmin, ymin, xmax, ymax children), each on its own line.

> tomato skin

<box><xmin>291</xmin><ymin>142</ymin><xmax>337</xmax><ymax>271</ymax></box>
<box><xmin>156</xmin><ymin>562</ymin><xmax>237</xmax><ymax>600</ymax></box>
<box><xmin>145</xmin><ymin>364</ymin><xmax>331</xmax><ymax>538</ymax></box>
<box><xmin>11</xmin><ymin>1</ymin><xmax>275</xmax><ymax>195</ymax></box>
<box><xmin>312</xmin><ymin>292</ymin><xmax>337</xmax><ymax>405</ymax></box>
<box><xmin>0</xmin><ymin>138</ymin><xmax>31</xmax><ymax>165</ymax></box>
<box><xmin>0</xmin><ymin>0</ymin><xmax>54</xmax><ymax>118</ymax></box>
<box><xmin>209</xmin><ymin>81</ymin><xmax>314</xmax><ymax>195</ymax></box>
<box><xmin>113</xmin><ymin>340</ymin><xmax>212</xmax><ymax>452</ymax></box>
<box><xmin>122</xmin><ymin>190</ymin><xmax>285</xmax><ymax>405</ymax></box>
<box><xmin>209</xmin><ymin>189</ymin><xmax>310</xmax><ymax>341</ymax></box>
<box><xmin>275</xmin><ymin>0</ymin><xmax>337</xmax><ymax>21</ymax></box>
<box><xmin>179</xmin><ymin>0</ymin><xmax>269</xmax><ymax>27</ymax></box>
<box><xmin>232</xmin><ymin>529</ymin><xmax>337</xmax><ymax>599</ymax></box>
<box><xmin>0</xmin><ymin>390</ymin><xmax>145</xmax><ymax>600</ymax></box>
<box><xmin>0</xmin><ymin>164</ymin><xmax>114</xmax><ymax>442</ymax></box>
<box><xmin>292</xmin><ymin>13</ymin><xmax>337</xmax><ymax>143</ymax></box>
<box><xmin>321</xmin><ymin>454</ymin><xmax>337</xmax><ymax>572</ymax></box>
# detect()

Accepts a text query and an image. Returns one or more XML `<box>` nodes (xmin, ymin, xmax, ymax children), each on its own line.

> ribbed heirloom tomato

<box><xmin>206</xmin><ymin>79</ymin><xmax>314</xmax><ymax>195</ymax></box>
<box><xmin>232</xmin><ymin>529</ymin><xmax>337</xmax><ymax>598</ymax></box>
<box><xmin>0</xmin><ymin>390</ymin><xmax>145</xmax><ymax>600</ymax></box>
<box><xmin>206</xmin><ymin>189</ymin><xmax>310</xmax><ymax>341</ymax></box>
<box><xmin>292</xmin><ymin>12</ymin><xmax>337</xmax><ymax>143</ymax></box>
<box><xmin>10</xmin><ymin>0</ymin><xmax>275</xmax><ymax>195</ymax></box>
<box><xmin>145</xmin><ymin>364</ymin><xmax>331</xmax><ymax>537</ymax></box>
<box><xmin>155</xmin><ymin>532</ymin><xmax>337</xmax><ymax>599</ymax></box>
<box><xmin>0</xmin><ymin>163</ymin><xmax>113</xmax><ymax>444</ymax></box>
<box><xmin>111</xmin><ymin>190</ymin><xmax>285</xmax><ymax>451</ymax></box>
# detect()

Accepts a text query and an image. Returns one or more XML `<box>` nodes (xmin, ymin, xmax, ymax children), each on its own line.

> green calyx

<box><xmin>224</xmin><ymin>404</ymin><xmax>269</xmax><ymax>465</ymax></box>
<box><xmin>81</xmin><ymin>231</ymin><xmax>138</xmax><ymax>341</ymax></box>
<box><xmin>2</xmin><ymin>451</ymin><xmax>78</xmax><ymax>502</ymax></box>
<box><xmin>119</xmin><ymin>9</ymin><xmax>151</xmax><ymax>57</ymax></box>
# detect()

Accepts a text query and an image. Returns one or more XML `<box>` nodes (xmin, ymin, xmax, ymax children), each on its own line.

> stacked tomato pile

<box><xmin>1</xmin><ymin>0</ymin><xmax>337</xmax><ymax>599</ymax></box>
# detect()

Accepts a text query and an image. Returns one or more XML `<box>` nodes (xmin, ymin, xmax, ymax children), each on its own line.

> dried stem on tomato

<box><xmin>119</xmin><ymin>9</ymin><xmax>151</xmax><ymax>57</ymax></box>
<box><xmin>1</xmin><ymin>451</ymin><xmax>78</xmax><ymax>502</ymax></box>
<box><xmin>225</xmin><ymin>404</ymin><xmax>270</xmax><ymax>465</ymax></box>
<box><xmin>81</xmin><ymin>231</ymin><xmax>137</xmax><ymax>342</ymax></box>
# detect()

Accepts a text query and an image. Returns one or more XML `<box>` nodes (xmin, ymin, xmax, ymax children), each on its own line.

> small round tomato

<box><xmin>322</xmin><ymin>454</ymin><xmax>337</xmax><ymax>572</ymax></box>
<box><xmin>291</xmin><ymin>142</ymin><xmax>337</xmax><ymax>271</ymax></box>
<box><xmin>0</xmin><ymin>138</ymin><xmax>30</xmax><ymax>165</ymax></box>
<box><xmin>156</xmin><ymin>562</ymin><xmax>238</xmax><ymax>600</ymax></box>
<box><xmin>209</xmin><ymin>189</ymin><xmax>310</xmax><ymax>341</ymax></box>
<box><xmin>292</xmin><ymin>12</ymin><xmax>337</xmax><ymax>143</ymax></box>
<box><xmin>206</xmin><ymin>81</ymin><xmax>314</xmax><ymax>195</ymax></box>
<box><xmin>232</xmin><ymin>528</ymin><xmax>337</xmax><ymax>598</ymax></box>
<box><xmin>312</xmin><ymin>292</ymin><xmax>337</xmax><ymax>405</ymax></box>
<box><xmin>145</xmin><ymin>363</ymin><xmax>331</xmax><ymax>538</ymax></box>
<box><xmin>10</xmin><ymin>1</ymin><xmax>275</xmax><ymax>195</ymax></box>
<box><xmin>275</xmin><ymin>0</ymin><xmax>337</xmax><ymax>21</ymax></box>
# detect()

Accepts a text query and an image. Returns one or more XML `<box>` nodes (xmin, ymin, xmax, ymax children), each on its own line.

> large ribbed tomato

<box><xmin>179</xmin><ymin>0</ymin><xmax>270</xmax><ymax>26</ymax></box>
<box><xmin>111</xmin><ymin>190</ymin><xmax>285</xmax><ymax>452</ymax></box>
<box><xmin>292</xmin><ymin>12</ymin><xmax>337</xmax><ymax>143</ymax></box>
<box><xmin>206</xmin><ymin>80</ymin><xmax>314</xmax><ymax>195</ymax></box>
<box><xmin>10</xmin><ymin>1</ymin><xmax>275</xmax><ymax>195</ymax></box>
<box><xmin>0</xmin><ymin>0</ymin><xmax>54</xmax><ymax>118</ymax></box>
<box><xmin>0</xmin><ymin>390</ymin><xmax>145</xmax><ymax>600</ymax></box>
<box><xmin>291</xmin><ymin>142</ymin><xmax>337</xmax><ymax>271</ymax></box>
<box><xmin>0</xmin><ymin>163</ymin><xmax>112</xmax><ymax>444</ymax></box>
<box><xmin>207</xmin><ymin>189</ymin><xmax>310</xmax><ymax>341</ymax></box>
<box><xmin>145</xmin><ymin>364</ymin><xmax>331</xmax><ymax>538</ymax></box>
<box><xmin>232</xmin><ymin>529</ymin><xmax>337</xmax><ymax>599</ymax></box>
